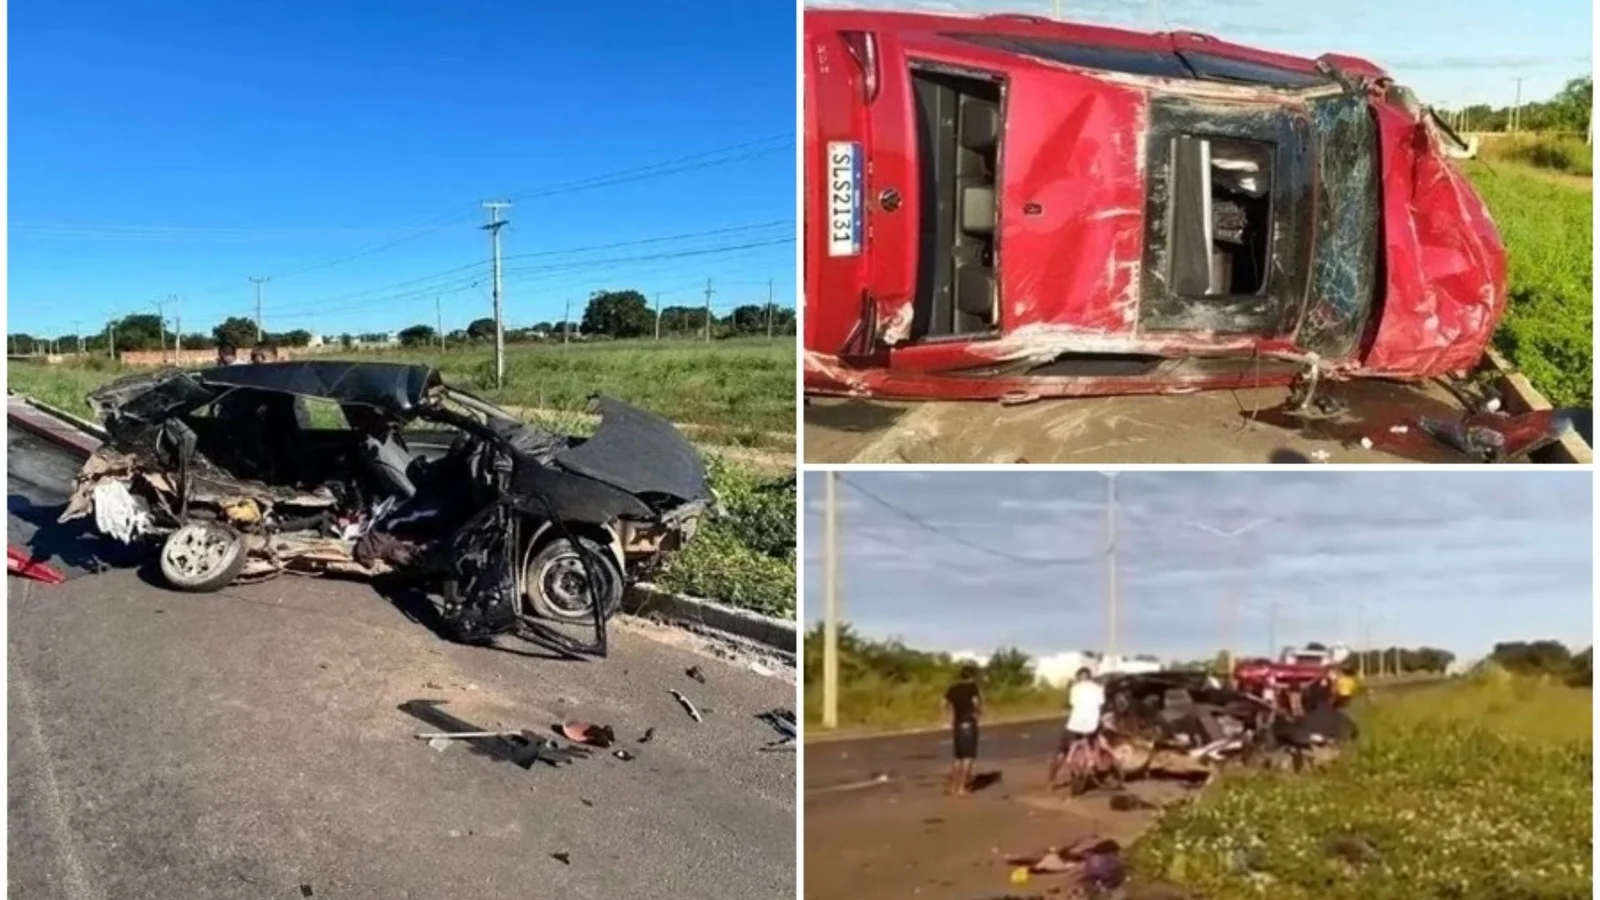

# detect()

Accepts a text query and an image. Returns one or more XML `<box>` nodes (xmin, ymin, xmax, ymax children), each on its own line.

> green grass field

<box><xmin>1130</xmin><ymin>672</ymin><xmax>1593</xmax><ymax>899</ymax></box>
<box><xmin>6</xmin><ymin>340</ymin><xmax>797</xmax><ymax>617</ymax></box>
<box><xmin>8</xmin><ymin>337</ymin><xmax>796</xmax><ymax>451</ymax></box>
<box><xmin>1463</xmin><ymin>161</ymin><xmax>1593</xmax><ymax>408</ymax></box>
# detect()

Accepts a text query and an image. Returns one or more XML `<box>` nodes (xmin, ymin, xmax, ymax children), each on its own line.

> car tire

<box><xmin>521</xmin><ymin>534</ymin><xmax>623</xmax><ymax>623</ymax></box>
<box><xmin>159</xmin><ymin>522</ymin><xmax>249</xmax><ymax>592</ymax></box>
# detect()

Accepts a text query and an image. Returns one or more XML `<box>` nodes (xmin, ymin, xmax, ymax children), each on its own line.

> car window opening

<box><xmin>1169</xmin><ymin>135</ymin><xmax>1274</xmax><ymax>297</ymax></box>
<box><xmin>912</xmin><ymin>66</ymin><xmax>1003</xmax><ymax>342</ymax></box>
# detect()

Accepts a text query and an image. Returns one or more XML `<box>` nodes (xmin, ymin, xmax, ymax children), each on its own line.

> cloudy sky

<box><xmin>806</xmin><ymin>0</ymin><xmax>1591</xmax><ymax>107</ymax></box>
<box><xmin>801</xmin><ymin>471</ymin><xmax>1593</xmax><ymax>662</ymax></box>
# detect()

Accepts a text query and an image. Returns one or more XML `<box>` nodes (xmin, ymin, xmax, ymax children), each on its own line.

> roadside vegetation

<box><xmin>1479</xmin><ymin>133</ymin><xmax>1594</xmax><ymax>177</ymax></box>
<box><xmin>6</xmin><ymin>341</ymin><xmax>797</xmax><ymax>619</ymax></box>
<box><xmin>1462</xmin><ymin>160</ymin><xmax>1593</xmax><ymax>408</ymax></box>
<box><xmin>1130</xmin><ymin>665</ymin><xmax>1592</xmax><ymax>899</ymax></box>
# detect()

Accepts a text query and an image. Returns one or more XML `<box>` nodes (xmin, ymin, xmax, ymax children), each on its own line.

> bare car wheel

<box><xmin>159</xmin><ymin>522</ymin><xmax>249</xmax><ymax>592</ymax></box>
<box><xmin>522</xmin><ymin>535</ymin><xmax>623</xmax><ymax>623</ymax></box>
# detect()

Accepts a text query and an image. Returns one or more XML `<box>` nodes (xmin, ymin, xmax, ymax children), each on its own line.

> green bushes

<box><xmin>655</xmin><ymin>459</ymin><xmax>795</xmax><ymax>618</ymax></box>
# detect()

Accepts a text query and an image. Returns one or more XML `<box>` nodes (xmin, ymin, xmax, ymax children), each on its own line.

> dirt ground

<box><xmin>805</xmin><ymin>380</ymin><xmax>1484</xmax><ymax>465</ymax></box>
<box><xmin>805</xmin><ymin>750</ymin><xmax>1196</xmax><ymax>900</ymax></box>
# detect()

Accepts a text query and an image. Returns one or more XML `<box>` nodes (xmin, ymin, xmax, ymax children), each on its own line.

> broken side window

<box><xmin>1169</xmin><ymin>135</ymin><xmax>1275</xmax><ymax>298</ymax></box>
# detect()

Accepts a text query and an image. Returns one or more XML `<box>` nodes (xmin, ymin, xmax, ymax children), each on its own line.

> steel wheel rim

<box><xmin>164</xmin><ymin>526</ymin><xmax>234</xmax><ymax>579</ymax></box>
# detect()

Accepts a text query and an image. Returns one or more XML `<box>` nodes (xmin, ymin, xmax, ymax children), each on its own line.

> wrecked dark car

<box><xmin>59</xmin><ymin>361</ymin><xmax>709</xmax><ymax>647</ymax></box>
<box><xmin>803</xmin><ymin>11</ymin><xmax>1506</xmax><ymax>402</ymax></box>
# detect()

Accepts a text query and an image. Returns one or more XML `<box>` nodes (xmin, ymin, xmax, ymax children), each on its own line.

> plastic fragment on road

<box><xmin>559</xmin><ymin>721</ymin><xmax>616</xmax><ymax>748</ymax></box>
<box><xmin>7</xmin><ymin>546</ymin><xmax>66</xmax><ymax>584</ymax></box>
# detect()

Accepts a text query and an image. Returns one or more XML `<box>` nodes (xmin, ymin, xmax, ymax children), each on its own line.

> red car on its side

<box><xmin>803</xmin><ymin>10</ymin><xmax>1506</xmax><ymax>401</ymax></box>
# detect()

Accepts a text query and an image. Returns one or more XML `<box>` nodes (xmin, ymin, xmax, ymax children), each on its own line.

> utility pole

<box><xmin>823</xmin><ymin>471</ymin><xmax>840</xmax><ymax>730</ymax></box>
<box><xmin>171</xmin><ymin>294</ymin><xmax>182</xmax><ymax>356</ymax></box>
<box><xmin>653</xmin><ymin>293</ymin><xmax>662</xmax><ymax>341</ymax></box>
<box><xmin>106</xmin><ymin>315</ymin><xmax>116</xmax><ymax>361</ymax></box>
<box><xmin>435</xmin><ymin>297</ymin><xmax>446</xmax><ymax>353</ymax></box>
<box><xmin>72</xmin><ymin>320</ymin><xmax>83</xmax><ymax>355</ymax></box>
<box><xmin>702</xmin><ymin>278</ymin><xmax>715</xmax><ymax>343</ymax></box>
<box><xmin>1266</xmin><ymin>601</ymin><xmax>1278</xmax><ymax>659</ymax></box>
<box><xmin>1103</xmin><ymin>473</ymin><xmax>1120</xmax><ymax>664</ymax></box>
<box><xmin>765</xmin><ymin>279</ymin><xmax>775</xmax><ymax>338</ymax></box>
<box><xmin>563</xmin><ymin>299</ymin><xmax>572</xmax><ymax>344</ymax></box>
<box><xmin>481</xmin><ymin>201</ymin><xmax>511</xmax><ymax>389</ymax></box>
<box><xmin>1512</xmin><ymin>77</ymin><xmax>1525</xmax><ymax>133</ymax></box>
<box><xmin>1187</xmin><ymin>518</ymin><xmax>1270</xmax><ymax>676</ymax></box>
<box><xmin>155</xmin><ymin>297</ymin><xmax>168</xmax><ymax>362</ymax></box>
<box><xmin>249</xmin><ymin>277</ymin><xmax>267</xmax><ymax>343</ymax></box>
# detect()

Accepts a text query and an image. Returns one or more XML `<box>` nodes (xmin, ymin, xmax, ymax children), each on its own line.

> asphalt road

<box><xmin>8</xmin><ymin>438</ymin><xmax>796</xmax><ymax>900</ymax></box>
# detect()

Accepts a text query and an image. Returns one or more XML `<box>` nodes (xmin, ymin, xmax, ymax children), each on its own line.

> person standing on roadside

<box><xmin>943</xmin><ymin>665</ymin><xmax>982</xmax><ymax>796</ymax></box>
<box><xmin>1333</xmin><ymin>668</ymin><xmax>1358</xmax><ymax>709</ymax></box>
<box><xmin>1047</xmin><ymin>667</ymin><xmax>1106</xmax><ymax>786</ymax></box>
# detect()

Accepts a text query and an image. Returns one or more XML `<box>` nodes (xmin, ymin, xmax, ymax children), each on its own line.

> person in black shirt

<box><xmin>942</xmin><ymin>665</ymin><xmax>982</xmax><ymax>795</ymax></box>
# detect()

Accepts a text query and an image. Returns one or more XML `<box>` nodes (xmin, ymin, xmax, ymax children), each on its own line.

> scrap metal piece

<box><xmin>669</xmin><ymin>689</ymin><xmax>703</xmax><ymax>723</ymax></box>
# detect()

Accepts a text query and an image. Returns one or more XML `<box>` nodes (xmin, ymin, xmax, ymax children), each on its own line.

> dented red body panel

<box><xmin>803</xmin><ymin>10</ymin><xmax>1507</xmax><ymax>401</ymax></box>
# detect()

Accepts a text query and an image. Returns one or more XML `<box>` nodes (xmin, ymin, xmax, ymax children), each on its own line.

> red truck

<box><xmin>803</xmin><ymin>10</ymin><xmax>1504</xmax><ymax>402</ymax></box>
<box><xmin>1234</xmin><ymin>646</ymin><xmax>1342</xmax><ymax>690</ymax></box>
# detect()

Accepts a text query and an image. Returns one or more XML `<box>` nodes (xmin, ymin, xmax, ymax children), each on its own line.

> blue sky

<box><xmin>807</xmin><ymin>0</ymin><xmax>1592</xmax><ymax>108</ymax></box>
<box><xmin>802</xmin><ymin>471</ymin><xmax>1594</xmax><ymax>663</ymax></box>
<box><xmin>9</xmin><ymin>0</ymin><xmax>796</xmax><ymax>339</ymax></box>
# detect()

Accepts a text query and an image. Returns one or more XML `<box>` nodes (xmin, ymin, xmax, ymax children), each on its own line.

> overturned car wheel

<box><xmin>159</xmin><ymin>523</ymin><xmax>249</xmax><ymax>592</ymax></box>
<box><xmin>522</xmin><ymin>536</ymin><xmax>623</xmax><ymax>623</ymax></box>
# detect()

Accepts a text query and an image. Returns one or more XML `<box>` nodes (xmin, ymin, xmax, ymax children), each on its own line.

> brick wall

<box><xmin>117</xmin><ymin>347</ymin><xmax>308</xmax><ymax>368</ymax></box>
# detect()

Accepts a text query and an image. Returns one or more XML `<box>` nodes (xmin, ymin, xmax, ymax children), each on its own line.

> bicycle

<box><xmin>1060</xmin><ymin>729</ymin><xmax>1125</xmax><ymax>797</ymax></box>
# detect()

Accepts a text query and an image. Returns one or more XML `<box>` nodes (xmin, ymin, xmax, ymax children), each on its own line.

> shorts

<box><xmin>952</xmin><ymin>720</ymin><xmax>979</xmax><ymax>760</ymax></box>
<box><xmin>1058</xmin><ymin>727</ymin><xmax>1098</xmax><ymax>753</ymax></box>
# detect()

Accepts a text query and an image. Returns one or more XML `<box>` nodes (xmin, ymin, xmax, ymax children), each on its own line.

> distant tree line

<box><xmin>1487</xmin><ymin>640</ymin><xmax>1591</xmax><ymax>688</ymax></box>
<box><xmin>10</xmin><ymin>287</ymin><xmax>796</xmax><ymax>357</ymax></box>
<box><xmin>1437</xmin><ymin>75</ymin><xmax>1591</xmax><ymax>134</ymax></box>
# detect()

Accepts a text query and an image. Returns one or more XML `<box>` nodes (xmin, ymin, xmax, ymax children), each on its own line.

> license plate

<box><xmin>826</xmin><ymin>141</ymin><xmax>863</xmax><ymax>257</ymax></box>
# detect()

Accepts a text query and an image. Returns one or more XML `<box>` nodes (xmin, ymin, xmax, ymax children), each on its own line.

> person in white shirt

<box><xmin>1047</xmin><ymin>667</ymin><xmax>1106</xmax><ymax>786</ymax></box>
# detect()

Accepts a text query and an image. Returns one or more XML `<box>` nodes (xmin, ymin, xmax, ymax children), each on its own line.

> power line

<box><xmin>840</xmin><ymin>476</ymin><xmax>1105</xmax><ymax>566</ymax></box>
<box><xmin>170</xmin><ymin>134</ymin><xmax>792</xmax><ymax>304</ymax></box>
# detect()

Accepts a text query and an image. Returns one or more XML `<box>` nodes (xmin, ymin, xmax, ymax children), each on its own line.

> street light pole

<box><xmin>1186</xmin><ymin>517</ymin><xmax>1272</xmax><ymax>676</ymax></box>
<box><xmin>1103</xmin><ymin>473</ymin><xmax>1120</xmax><ymax>664</ymax></box>
<box><xmin>823</xmin><ymin>471</ymin><xmax>841</xmax><ymax>729</ymax></box>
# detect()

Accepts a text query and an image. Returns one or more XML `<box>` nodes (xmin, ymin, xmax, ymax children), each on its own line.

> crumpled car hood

<box><xmin>552</xmin><ymin>397</ymin><xmax>710</xmax><ymax>505</ymax></box>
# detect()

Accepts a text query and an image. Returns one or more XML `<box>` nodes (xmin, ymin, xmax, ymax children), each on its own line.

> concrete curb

<box><xmin>625</xmin><ymin>583</ymin><xmax>797</xmax><ymax>656</ymax></box>
<box><xmin>8</xmin><ymin>393</ymin><xmax>800</xmax><ymax>654</ymax></box>
<box><xmin>7</xmin><ymin>398</ymin><xmax>102</xmax><ymax>458</ymax></box>
<box><xmin>1487</xmin><ymin>348</ymin><xmax>1593</xmax><ymax>464</ymax></box>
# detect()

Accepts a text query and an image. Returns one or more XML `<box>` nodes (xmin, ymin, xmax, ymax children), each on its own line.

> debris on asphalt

<box><xmin>551</xmin><ymin>852</ymin><xmax>571</xmax><ymax>865</ymax></box>
<box><xmin>613</xmin><ymin>749</ymin><xmax>636</xmax><ymax>761</ymax></box>
<box><xmin>558</xmin><ymin>721</ymin><xmax>616</xmax><ymax>748</ymax></box>
<box><xmin>686</xmin><ymin>665</ymin><xmax>707</xmax><ymax>684</ymax></box>
<box><xmin>299</xmin><ymin>885</ymin><xmax>314</xmax><ymax>898</ymax></box>
<box><xmin>1389</xmin><ymin>424</ymin><xmax>1410</xmax><ymax>434</ymax></box>
<box><xmin>638</xmin><ymin>727</ymin><xmax>656</xmax><ymax>744</ymax></box>
<box><xmin>748</xmin><ymin>660</ymin><xmax>775</xmax><ymax>677</ymax></box>
<box><xmin>401</xmin><ymin>700</ymin><xmax>591</xmax><ymax>769</ymax></box>
<box><xmin>758</xmin><ymin>708</ymin><xmax>797</xmax><ymax>742</ymax></box>
<box><xmin>670</xmin><ymin>689</ymin><xmax>704</xmax><ymax>722</ymax></box>
<box><xmin>1309</xmin><ymin>449</ymin><xmax>1331</xmax><ymax>462</ymax></box>
<box><xmin>1358</xmin><ymin>436</ymin><xmax>1374</xmax><ymax>449</ymax></box>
